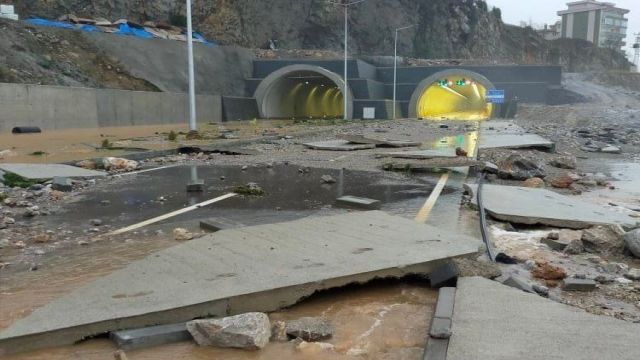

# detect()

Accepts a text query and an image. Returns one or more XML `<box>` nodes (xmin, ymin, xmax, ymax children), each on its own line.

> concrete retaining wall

<box><xmin>0</xmin><ymin>83</ymin><xmax>222</xmax><ymax>132</ymax></box>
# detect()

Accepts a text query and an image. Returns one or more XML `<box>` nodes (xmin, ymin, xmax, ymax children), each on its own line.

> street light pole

<box><xmin>186</xmin><ymin>0</ymin><xmax>197</xmax><ymax>132</ymax></box>
<box><xmin>393</xmin><ymin>25</ymin><xmax>414</xmax><ymax>120</ymax></box>
<box><xmin>329</xmin><ymin>0</ymin><xmax>369</xmax><ymax>120</ymax></box>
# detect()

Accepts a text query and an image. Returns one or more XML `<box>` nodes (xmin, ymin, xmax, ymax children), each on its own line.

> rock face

<box><xmin>624</xmin><ymin>229</ymin><xmax>640</xmax><ymax>258</ymax></box>
<box><xmin>285</xmin><ymin>317</ymin><xmax>334</xmax><ymax>342</ymax></box>
<box><xmin>186</xmin><ymin>313</ymin><xmax>271</xmax><ymax>350</ymax></box>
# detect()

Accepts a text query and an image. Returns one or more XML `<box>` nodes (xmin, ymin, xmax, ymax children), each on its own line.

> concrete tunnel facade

<box><xmin>253</xmin><ymin>64</ymin><xmax>354</xmax><ymax>120</ymax></box>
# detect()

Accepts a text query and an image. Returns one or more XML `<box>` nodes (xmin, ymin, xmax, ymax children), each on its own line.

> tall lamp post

<box><xmin>329</xmin><ymin>0</ymin><xmax>369</xmax><ymax>120</ymax></box>
<box><xmin>393</xmin><ymin>24</ymin><xmax>414</xmax><ymax>120</ymax></box>
<box><xmin>186</xmin><ymin>0</ymin><xmax>197</xmax><ymax>133</ymax></box>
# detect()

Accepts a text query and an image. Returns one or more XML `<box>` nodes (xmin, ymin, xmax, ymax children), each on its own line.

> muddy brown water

<box><xmin>4</xmin><ymin>280</ymin><xmax>436</xmax><ymax>360</ymax></box>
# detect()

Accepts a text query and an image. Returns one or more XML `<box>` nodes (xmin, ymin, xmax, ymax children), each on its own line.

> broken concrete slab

<box><xmin>110</xmin><ymin>323</ymin><xmax>190</xmax><ymax>350</ymax></box>
<box><xmin>479</xmin><ymin>122</ymin><xmax>554</xmax><ymax>151</ymax></box>
<box><xmin>0</xmin><ymin>211</ymin><xmax>481</xmax><ymax>354</ymax></box>
<box><xmin>335</xmin><ymin>195</ymin><xmax>381</xmax><ymax>210</ymax></box>
<box><xmin>379</xmin><ymin>149</ymin><xmax>457</xmax><ymax>159</ymax></box>
<box><xmin>429</xmin><ymin>261</ymin><xmax>459</xmax><ymax>288</ymax></box>
<box><xmin>341</xmin><ymin>134</ymin><xmax>420</xmax><ymax>147</ymax></box>
<box><xmin>465</xmin><ymin>184</ymin><xmax>637</xmax><ymax>229</ymax></box>
<box><xmin>447</xmin><ymin>277</ymin><xmax>640</xmax><ymax>360</ymax></box>
<box><xmin>199</xmin><ymin>218</ymin><xmax>243</xmax><ymax>232</ymax></box>
<box><xmin>478</xmin><ymin>133</ymin><xmax>555</xmax><ymax>151</ymax></box>
<box><xmin>51</xmin><ymin>177</ymin><xmax>73</xmax><ymax>192</ymax></box>
<box><xmin>382</xmin><ymin>158</ymin><xmax>480</xmax><ymax>172</ymax></box>
<box><xmin>501</xmin><ymin>274</ymin><xmax>535</xmax><ymax>293</ymax></box>
<box><xmin>303</xmin><ymin>140</ymin><xmax>376</xmax><ymax>151</ymax></box>
<box><xmin>562</xmin><ymin>278</ymin><xmax>596</xmax><ymax>291</ymax></box>
<box><xmin>0</xmin><ymin>163</ymin><xmax>107</xmax><ymax>180</ymax></box>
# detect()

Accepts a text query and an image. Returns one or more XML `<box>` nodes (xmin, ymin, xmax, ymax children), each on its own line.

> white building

<box><xmin>558</xmin><ymin>1</ymin><xmax>629</xmax><ymax>51</ymax></box>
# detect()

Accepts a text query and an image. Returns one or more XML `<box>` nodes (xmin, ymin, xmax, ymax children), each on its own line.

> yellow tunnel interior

<box><xmin>263</xmin><ymin>71</ymin><xmax>344</xmax><ymax>119</ymax></box>
<box><xmin>417</xmin><ymin>76</ymin><xmax>493</xmax><ymax>120</ymax></box>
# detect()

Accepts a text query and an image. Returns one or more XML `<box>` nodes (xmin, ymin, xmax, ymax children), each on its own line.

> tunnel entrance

<box><xmin>254</xmin><ymin>65</ymin><xmax>353</xmax><ymax>120</ymax></box>
<box><xmin>409</xmin><ymin>70</ymin><xmax>495</xmax><ymax>121</ymax></box>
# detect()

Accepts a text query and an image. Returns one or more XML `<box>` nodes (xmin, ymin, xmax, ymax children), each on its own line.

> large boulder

<box><xmin>624</xmin><ymin>229</ymin><xmax>640</xmax><ymax>258</ymax></box>
<box><xmin>102</xmin><ymin>157</ymin><xmax>139</xmax><ymax>172</ymax></box>
<box><xmin>186</xmin><ymin>312</ymin><xmax>271</xmax><ymax>350</ymax></box>
<box><xmin>581</xmin><ymin>225</ymin><xmax>626</xmax><ymax>255</ymax></box>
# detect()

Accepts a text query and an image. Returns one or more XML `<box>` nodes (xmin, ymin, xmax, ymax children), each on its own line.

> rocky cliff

<box><xmin>10</xmin><ymin>0</ymin><xmax>632</xmax><ymax>70</ymax></box>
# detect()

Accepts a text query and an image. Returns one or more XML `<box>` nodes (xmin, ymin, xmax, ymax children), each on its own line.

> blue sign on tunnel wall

<box><xmin>487</xmin><ymin>89</ymin><xmax>505</xmax><ymax>104</ymax></box>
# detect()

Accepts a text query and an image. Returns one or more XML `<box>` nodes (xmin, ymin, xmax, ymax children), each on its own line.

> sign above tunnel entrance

<box><xmin>487</xmin><ymin>89</ymin><xmax>505</xmax><ymax>104</ymax></box>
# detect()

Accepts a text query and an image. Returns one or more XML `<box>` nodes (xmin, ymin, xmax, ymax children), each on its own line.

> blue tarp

<box><xmin>25</xmin><ymin>17</ymin><xmax>76</xmax><ymax>29</ymax></box>
<box><xmin>80</xmin><ymin>24</ymin><xmax>99</xmax><ymax>32</ymax></box>
<box><xmin>115</xmin><ymin>23</ymin><xmax>154</xmax><ymax>39</ymax></box>
<box><xmin>24</xmin><ymin>17</ymin><xmax>217</xmax><ymax>44</ymax></box>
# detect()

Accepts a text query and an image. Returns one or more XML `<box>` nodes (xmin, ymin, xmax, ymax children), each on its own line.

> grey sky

<box><xmin>487</xmin><ymin>0</ymin><xmax>639</xmax><ymax>59</ymax></box>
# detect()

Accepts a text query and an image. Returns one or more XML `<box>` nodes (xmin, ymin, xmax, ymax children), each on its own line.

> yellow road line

<box><xmin>415</xmin><ymin>172</ymin><xmax>450</xmax><ymax>223</ymax></box>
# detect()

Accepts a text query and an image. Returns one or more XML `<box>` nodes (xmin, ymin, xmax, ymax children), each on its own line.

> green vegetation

<box><xmin>167</xmin><ymin>130</ymin><xmax>178</xmax><ymax>141</ymax></box>
<box><xmin>2</xmin><ymin>173</ymin><xmax>38</xmax><ymax>188</ymax></box>
<box><xmin>491</xmin><ymin>7</ymin><xmax>502</xmax><ymax>20</ymax></box>
<box><xmin>0</xmin><ymin>192</ymin><xmax>7</xmax><ymax>201</ymax></box>
<box><xmin>29</xmin><ymin>151</ymin><xmax>48</xmax><ymax>156</ymax></box>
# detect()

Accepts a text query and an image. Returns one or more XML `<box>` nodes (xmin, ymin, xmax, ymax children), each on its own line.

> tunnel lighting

<box><xmin>305</xmin><ymin>81</ymin><xmax>310</xmax><ymax>85</ymax></box>
<box><xmin>418</xmin><ymin>74</ymin><xmax>492</xmax><ymax>121</ymax></box>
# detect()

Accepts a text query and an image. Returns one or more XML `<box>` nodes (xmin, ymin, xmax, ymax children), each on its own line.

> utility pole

<box><xmin>633</xmin><ymin>33</ymin><xmax>640</xmax><ymax>72</ymax></box>
<box><xmin>329</xmin><ymin>0</ymin><xmax>369</xmax><ymax>120</ymax></box>
<box><xmin>186</xmin><ymin>0</ymin><xmax>197</xmax><ymax>133</ymax></box>
<box><xmin>393</xmin><ymin>25</ymin><xmax>414</xmax><ymax>120</ymax></box>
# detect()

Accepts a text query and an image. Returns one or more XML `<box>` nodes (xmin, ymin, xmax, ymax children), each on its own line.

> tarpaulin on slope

<box><xmin>25</xmin><ymin>17</ymin><xmax>75</xmax><ymax>29</ymax></box>
<box><xmin>114</xmin><ymin>23</ymin><xmax>154</xmax><ymax>39</ymax></box>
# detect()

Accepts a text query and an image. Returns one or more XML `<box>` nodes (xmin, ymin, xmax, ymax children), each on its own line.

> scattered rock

<box><xmin>234</xmin><ymin>183</ymin><xmax>265</xmax><ymax>196</ymax></box>
<box><xmin>623</xmin><ymin>229</ymin><xmax>640</xmax><ymax>258</ymax></box>
<box><xmin>320</xmin><ymin>175</ymin><xmax>336</xmax><ymax>184</ymax></box>
<box><xmin>600</xmin><ymin>145</ymin><xmax>621</xmax><ymax>154</ymax></box>
<box><xmin>497</xmin><ymin>154</ymin><xmax>545</xmax><ymax>180</ymax></box>
<box><xmin>502</xmin><ymin>274</ymin><xmax>535</xmax><ymax>293</ymax></box>
<box><xmin>102</xmin><ymin>157</ymin><xmax>139</xmax><ymax>172</ymax></box>
<box><xmin>186</xmin><ymin>312</ymin><xmax>271</xmax><ymax>350</ymax></box>
<box><xmin>285</xmin><ymin>317</ymin><xmax>334</xmax><ymax>342</ymax></box>
<box><xmin>113</xmin><ymin>349</ymin><xmax>129</xmax><ymax>360</ymax></box>
<box><xmin>33</xmin><ymin>233</ymin><xmax>51</xmax><ymax>243</ymax></box>
<box><xmin>90</xmin><ymin>219</ymin><xmax>103</xmax><ymax>226</ymax></box>
<box><xmin>76</xmin><ymin>160</ymin><xmax>98</xmax><ymax>170</ymax></box>
<box><xmin>549</xmin><ymin>174</ymin><xmax>574</xmax><ymax>189</ymax></box>
<box><xmin>455</xmin><ymin>147</ymin><xmax>468</xmax><ymax>157</ymax></box>
<box><xmin>52</xmin><ymin>177</ymin><xmax>73</xmax><ymax>192</ymax></box>
<box><xmin>582</xmin><ymin>225</ymin><xmax>625</xmax><ymax>255</ymax></box>
<box><xmin>522</xmin><ymin>177</ymin><xmax>544</xmax><ymax>188</ymax></box>
<box><xmin>532</xmin><ymin>262</ymin><xmax>567</xmax><ymax>281</ymax></box>
<box><xmin>173</xmin><ymin>228</ymin><xmax>194</xmax><ymax>241</ymax></box>
<box><xmin>270</xmin><ymin>320</ymin><xmax>288</xmax><ymax>342</ymax></box>
<box><xmin>624</xmin><ymin>268</ymin><xmax>640</xmax><ymax>281</ymax></box>
<box><xmin>564</xmin><ymin>239</ymin><xmax>584</xmax><ymax>255</ymax></box>
<box><xmin>548</xmin><ymin>156</ymin><xmax>577</xmax><ymax>169</ymax></box>
<box><xmin>533</xmin><ymin>284</ymin><xmax>549</xmax><ymax>296</ymax></box>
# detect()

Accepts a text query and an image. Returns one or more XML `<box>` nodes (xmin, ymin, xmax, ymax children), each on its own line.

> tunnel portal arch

<box><xmin>408</xmin><ymin>69</ymin><xmax>495</xmax><ymax>120</ymax></box>
<box><xmin>254</xmin><ymin>65</ymin><xmax>354</xmax><ymax>120</ymax></box>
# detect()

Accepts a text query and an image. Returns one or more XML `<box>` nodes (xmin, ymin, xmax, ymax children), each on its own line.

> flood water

<box><xmin>4</xmin><ymin>281</ymin><xmax>436</xmax><ymax>360</ymax></box>
<box><xmin>1</xmin><ymin>164</ymin><xmax>445</xmax><ymax>359</ymax></box>
<box><xmin>39</xmin><ymin>164</ymin><xmax>444</xmax><ymax>232</ymax></box>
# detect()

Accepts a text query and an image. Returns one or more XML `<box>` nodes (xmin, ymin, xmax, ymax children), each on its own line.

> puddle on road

<box><xmin>40</xmin><ymin>164</ymin><xmax>443</xmax><ymax>232</ymax></box>
<box><xmin>5</xmin><ymin>281</ymin><xmax>437</xmax><ymax>360</ymax></box>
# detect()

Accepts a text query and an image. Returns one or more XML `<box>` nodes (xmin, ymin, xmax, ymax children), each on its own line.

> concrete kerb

<box><xmin>423</xmin><ymin>287</ymin><xmax>456</xmax><ymax>360</ymax></box>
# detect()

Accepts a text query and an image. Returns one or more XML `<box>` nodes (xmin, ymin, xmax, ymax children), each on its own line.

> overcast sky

<box><xmin>487</xmin><ymin>0</ymin><xmax>639</xmax><ymax>60</ymax></box>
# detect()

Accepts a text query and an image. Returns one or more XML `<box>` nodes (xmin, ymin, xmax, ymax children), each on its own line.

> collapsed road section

<box><xmin>0</xmin><ymin>211</ymin><xmax>480</xmax><ymax>354</ymax></box>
